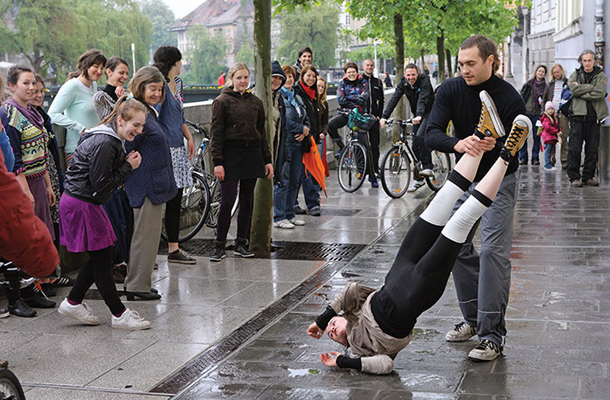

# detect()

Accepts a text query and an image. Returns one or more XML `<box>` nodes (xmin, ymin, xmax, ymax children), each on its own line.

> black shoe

<box><xmin>571</xmin><ymin>179</ymin><xmax>584</xmax><ymax>187</ymax></box>
<box><xmin>532</xmin><ymin>160</ymin><xmax>540</xmax><ymax>165</ymax></box>
<box><xmin>583</xmin><ymin>177</ymin><xmax>599</xmax><ymax>186</ymax></box>
<box><xmin>124</xmin><ymin>290</ymin><xmax>161</xmax><ymax>301</ymax></box>
<box><xmin>210</xmin><ymin>241</ymin><xmax>226</xmax><ymax>262</ymax></box>
<box><xmin>309</xmin><ymin>206</ymin><xmax>321</xmax><ymax>216</ymax></box>
<box><xmin>234</xmin><ymin>239</ymin><xmax>254</xmax><ymax>258</ymax></box>
<box><xmin>24</xmin><ymin>292</ymin><xmax>56</xmax><ymax>308</ymax></box>
<box><xmin>294</xmin><ymin>205</ymin><xmax>307</xmax><ymax>215</ymax></box>
<box><xmin>168</xmin><ymin>249</ymin><xmax>196</xmax><ymax>264</ymax></box>
<box><xmin>40</xmin><ymin>283</ymin><xmax>56</xmax><ymax>297</ymax></box>
<box><xmin>9</xmin><ymin>299</ymin><xmax>37</xmax><ymax>317</ymax></box>
<box><xmin>52</xmin><ymin>276</ymin><xmax>75</xmax><ymax>287</ymax></box>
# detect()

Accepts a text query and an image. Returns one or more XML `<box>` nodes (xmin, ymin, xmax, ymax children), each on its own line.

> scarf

<box><xmin>298</xmin><ymin>81</ymin><xmax>316</xmax><ymax>101</ymax></box>
<box><xmin>5</xmin><ymin>97</ymin><xmax>45</xmax><ymax>131</ymax></box>
<box><xmin>530</xmin><ymin>78</ymin><xmax>547</xmax><ymax>110</ymax></box>
<box><xmin>280</xmin><ymin>87</ymin><xmax>303</xmax><ymax>119</ymax></box>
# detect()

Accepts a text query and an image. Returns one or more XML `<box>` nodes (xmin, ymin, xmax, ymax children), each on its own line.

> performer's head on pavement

<box><xmin>325</xmin><ymin>316</ymin><xmax>349</xmax><ymax>346</ymax></box>
<box><xmin>458</xmin><ymin>35</ymin><xmax>499</xmax><ymax>86</ymax></box>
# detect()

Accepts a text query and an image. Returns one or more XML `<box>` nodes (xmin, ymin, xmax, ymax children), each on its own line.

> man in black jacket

<box><xmin>362</xmin><ymin>59</ymin><xmax>384</xmax><ymax>186</ymax></box>
<box><xmin>380</xmin><ymin>64</ymin><xmax>434</xmax><ymax>192</ymax></box>
<box><xmin>425</xmin><ymin>35</ymin><xmax>526</xmax><ymax>362</ymax></box>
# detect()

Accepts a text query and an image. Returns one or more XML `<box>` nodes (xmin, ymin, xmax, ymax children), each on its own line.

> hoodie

<box><xmin>63</xmin><ymin>123</ymin><xmax>133</xmax><ymax>205</ymax></box>
<box><xmin>337</xmin><ymin>75</ymin><xmax>369</xmax><ymax>114</ymax></box>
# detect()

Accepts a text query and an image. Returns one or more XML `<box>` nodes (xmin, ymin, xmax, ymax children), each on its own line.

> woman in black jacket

<box><xmin>209</xmin><ymin>63</ymin><xmax>274</xmax><ymax>261</ymax></box>
<box><xmin>518</xmin><ymin>65</ymin><xmax>548</xmax><ymax>165</ymax></box>
<box><xmin>58</xmin><ymin>96</ymin><xmax>152</xmax><ymax>331</ymax></box>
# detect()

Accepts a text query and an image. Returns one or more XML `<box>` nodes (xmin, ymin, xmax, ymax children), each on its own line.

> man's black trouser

<box><xmin>567</xmin><ymin>115</ymin><xmax>600</xmax><ymax>182</ymax></box>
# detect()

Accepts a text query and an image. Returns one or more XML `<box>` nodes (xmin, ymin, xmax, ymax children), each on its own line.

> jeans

<box><xmin>450</xmin><ymin>171</ymin><xmax>518</xmax><ymax>347</ymax></box>
<box><xmin>273</xmin><ymin>145</ymin><xmax>302</xmax><ymax>222</ymax></box>
<box><xmin>518</xmin><ymin>114</ymin><xmax>541</xmax><ymax>164</ymax></box>
<box><xmin>544</xmin><ymin>143</ymin><xmax>555</xmax><ymax>169</ymax></box>
<box><xmin>567</xmin><ymin>116</ymin><xmax>600</xmax><ymax>182</ymax></box>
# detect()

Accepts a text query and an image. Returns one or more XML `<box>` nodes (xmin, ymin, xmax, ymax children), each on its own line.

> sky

<box><xmin>162</xmin><ymin>0</ymin><xmax>203</xmax><ymax>19</ymax></box>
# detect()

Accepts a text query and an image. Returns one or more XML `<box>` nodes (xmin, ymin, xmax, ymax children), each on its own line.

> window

<box><xmin>556</xmin><ymin>0</ymin><xmax>582</xmax><ymax>32</ymax></box>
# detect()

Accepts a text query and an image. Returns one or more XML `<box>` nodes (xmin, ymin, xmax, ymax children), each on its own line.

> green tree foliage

<box><xmin>276</xmin><ymin>4</ymin><xmax>340</xmax><ymax>68</ymax></box>
<box><xmin>140</xmin><ymin>0</ymin><xmax>178</xmax><ymax>51</ymax></box>
<box><xmin>0</xmin><ymin>0</ymin><xmax>152</xmax><ymax>80</ymax></box>
<box><xmin>182</xmin><ymin>26</ymin><xmax>229</xmax><ymax>85</ymax></box>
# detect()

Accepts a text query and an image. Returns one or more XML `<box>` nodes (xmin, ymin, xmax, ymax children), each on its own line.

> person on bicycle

<box><xmin>327</xmin><ymin>62</ymin><xmax>369</xmax><ymax>160</ymax></box>
<box><xmin>362</xmin><ymin>59</ymin><xmax>384</xmax><ymax>188</ymax></box>
<box><xmin>307</xmin><ymin>105</ymin><xmax>531</xmax><ymax>374</ymax></box>
<box><xmin>380</xmin><ymin>63</ymin><xmax>435</xmax><ymax>193</ymax></box>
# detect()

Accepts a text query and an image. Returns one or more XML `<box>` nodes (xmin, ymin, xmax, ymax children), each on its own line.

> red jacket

<box><xmin>0</xmin><ymin>151</ymin><xmax>58</xmax><ymax>277</ymax></box>
<box><xmin>540</xmin><ymin>113</ymin><xmax>559</xmax><ymax>145</ymax></box>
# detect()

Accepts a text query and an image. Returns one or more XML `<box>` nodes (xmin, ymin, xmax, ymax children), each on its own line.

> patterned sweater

<box><xmin>0</xmin><ymin>103</ymin><xmax>48</xmax><ymax>177</ymax></box>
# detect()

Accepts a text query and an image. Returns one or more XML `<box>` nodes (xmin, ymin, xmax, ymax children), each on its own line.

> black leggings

<box><xmin>67</xmin><ymin>247</ymin><xmax>125</xmax><ymax>315</ymax></box>
<box><xmin>328</xmin><ymin>114</ymin><xmax>348</xmax><ymax>148</ymax></box>
<box><xmin>165</xmin><ymin>188</ymin><xmax>184</xmax><ymax>243</ymax></box>
<box><xmin>216</xmin><ymin>178</ymin><xmax>257</xmax><ymax>243</ymax></box>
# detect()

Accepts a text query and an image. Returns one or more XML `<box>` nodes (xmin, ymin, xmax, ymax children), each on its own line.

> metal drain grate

<box><xmin>318</xmin><ymin>208</ymin><xmax>361</xmax><ymax>216</ymax></box>
<box><xmin>159</xmin><ymin>240</ymin><xmax>365</xmax><ymax>262</ymax></box>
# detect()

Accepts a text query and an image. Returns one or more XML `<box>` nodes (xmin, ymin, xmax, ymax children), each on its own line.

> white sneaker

<box><xmin>445</xmin><ymin>322</ymin><xmax>477</xmax><ymax>342</ymax></box>
<box><xmin>468</xmin><ymin>340</ymin><xmax>503</xmax><ymax>361</ymax></box>
<box><xmin>544</xmin><ymin>166</ymin><xmax>557</xmax><ymax>171</ymax></box>
<box><xmin>273</xmin><ymin>219</ymin><xmax>295</xmax><ymax>229</ymax></box>
<box><xmin>407</xmin><ymin>180</ymin><xmax>425</xmax><ymax>193</ymax></box>
<box><xmin>112</xmin><ymin>308</ymin><xmax>151</xmax><ymax>330</ymax></box>
<box><xmin>289</xmin><ymin>217</ymin><xmax>305</xmax><ymax>226</ymax></box>
<box><xmin>419</xmin><ymin>168</ymin><xmax>434</xmax><ymax>177</ymax></box>
<box><xmin>58</xmin><ymin>298</ymin><xmax>100</xmax><ymax>325</ymax></box>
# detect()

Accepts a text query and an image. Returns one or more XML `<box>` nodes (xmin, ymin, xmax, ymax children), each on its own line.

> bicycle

<box><xmin>336</xmin><ymin>109</ymin><xmax>377</xmax><ymax>193</ymax></box>
<box><xmin>160</xmin><ymin>120</ymin><xmax>238</xmax><ymax>244</ymax></box>
<box><xmin>380</xmin><ymin>118</ymin><xmax>452</xmax><ymax>198</ymax></box>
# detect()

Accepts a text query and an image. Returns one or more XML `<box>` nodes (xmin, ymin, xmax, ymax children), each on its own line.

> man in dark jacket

<box><xmin>566</xmin><ymin>49</ymin><xmax>609</xmax><ymax>187</ymax></box>
<box><xmin>293</xmin><ymin>46</ymin><xmax>312</xmax><ymax>80</ymax></box>
<box><xmin>380</xmin><ymin>64</ymin><xmax>434</xmax><ymax>192</ymax></box>
<box><xmin>425</xmin><ymin>35</ymin><xmax>526</xmax><ymax>362</ymax></box>
<box><xmin>362</xmin><ymin>59</ymin><xmax>384</xmax><ymax>185</ymax></box>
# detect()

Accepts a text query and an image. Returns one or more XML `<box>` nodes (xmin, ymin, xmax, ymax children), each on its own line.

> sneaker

<box><xmin>571</xmin><ymin>179</ymin><xmax>584</xmax><ymax>187</ymax></box>
<box><xmin>210</xmin><ymin>243</ymin><xmax>226</xmax><ymax>262</ymax></box>
<box><xmin>445</xmin><ymin>322</ymin><xmax>477</xmax><ymax>342</ymax></box>
<box><xmin>309</xmin><ymin>206</ymin><xmax>321</xmax><ymax>217</ymax></box>
<box><xmin>368</xmin><ymin>174</ymin><xmax>379</xmax><ymax>188</ymax></box>
<box><xmin>168</xmin><ymin>249</ymin><xmax>196</xmax><ymax>265</ymax></box>
<box><xmin>584</xmin><ymin>177</ymin><xmax>599</xmax><ymax>186</ymax></box>
<box><xmin>112</xmin><ymin>308</ymin><xmax>151</xmax><ymax>330</ymax></box>
<box><xmin>468</xmin><ymin>339</ymin><xmax>503</xmax><ymax>361</ymax></box>
<box><xmin>234</xmin><ymin>239</ymin><xmax>255</xmax><ymax>258</ymax></box>
<box><xmin>419</xmin><ymin>168</ymin><xmax>434</xmax><ymax>177</ymax></box>
<box><xmin>289</xmin><ymin>217</ymin><xmax>305</xmax><ymax>226</ymax></box>
<box><xmin>273</xmin><ymin>219</ymin><xmax>295</xmax><ymax>229</ymax></box>
<box><xmin>52</xmin><ymin>276</ymin><xmax>75</xmax><ymax>287</ymax></box>
<box><xmin>407</xmin><ymin>180</ymin><xmax>425</xmax><ymax>193</ymax></box>
<box><xmin>0</xmin><ymin>308</ymin><xmax>9</xmax><ymax>318</ymax></box>
<box><xmin>294</xmin><ymin>205</ymin><xmax>307</xmax><ymax>215</ymax></box>
<box><xmin>544</xmin><ymin>166</ymin><xmax>557</xmax><ymax>171</ymax></box>
<box><xmin>519</xmin><ymin>160</ymin><xmax>527</xmax><ymax>166</ymax></box>
<box><xmin>476</xmin><ymin>91</ymin><xmax>505</xmax><ymax>138</ymax></box>
<box><xmin>532</xmin><ymin>160</ymin><xmax>540</xmax><ymax>165</ymax></box>
<box><xmin>58</xmin><ymin>298</ymin><xmax>100</xmax><ymax>325</ymax></box>
<box><xmin>8</xmin><ymin>299</ymin><xmax>36</xmax><ymax>318</ymax></box>
<box><xmin>500</xmin><ymin>115</ymin><xmax>531</xmax><ymax>161</ymax></box>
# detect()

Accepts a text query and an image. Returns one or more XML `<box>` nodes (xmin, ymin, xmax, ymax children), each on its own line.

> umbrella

<box><xmin>302</xmin><ymin>136</ymin><xmax>327</xmax><ymax>195</ymax></box>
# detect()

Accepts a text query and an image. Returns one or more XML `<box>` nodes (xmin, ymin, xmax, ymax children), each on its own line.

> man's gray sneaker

<box><xmin>445</xmin><ymin>322</ymin><xmax>477</xmax><ymax>342</ymax></box>
<box><xmin>168</xmin><ymin>249</ymin><xmax>196</xmax><ymax>264</ymax></box>
<box><xmin>468</xmin><ymin>339</ymin><xmax>503</xmax><ymax>361</ymax></box>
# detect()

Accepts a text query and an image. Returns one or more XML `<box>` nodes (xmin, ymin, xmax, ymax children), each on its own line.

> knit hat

<box><xmin>545</xmin><ymin>101</ymin><xmax>554</xmax><ymax>111</ymax></box>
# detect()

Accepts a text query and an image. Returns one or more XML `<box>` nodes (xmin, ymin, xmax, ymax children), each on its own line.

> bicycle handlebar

<box><xmin>386</xmin><ymin>118</ymin><xmax>413</xmax><ymax>127</ymax></box>
<box><xmin>185</xmin><ymin>120</ymin><xmax>208</xmax><ymax>138</ymax></box>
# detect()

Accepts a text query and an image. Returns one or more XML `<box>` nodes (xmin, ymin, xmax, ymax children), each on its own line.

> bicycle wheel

<box><xmin>161</xmin><ymin>173</ymin><xmax>211</xmax><ymax>243</ymax></box>
<box><xmin>337</xmin><ymin>142</ymin><xmax>367</xmax><ymax>192</ymax></box>
<box><xmin>425</xmin><ymin>150</ymin><xmax>452</xmax><ymax>192</ymax></box>
<box><xmin>205</xmin><ymin>182</ymin><xmax>239</xmax><ymax>229</ymax></box>
<box><xmin>0</xmin><ymin>368</ymin><xmax>25</xmax><ymax>400</ymax></box>
<box><xmin>380</xmin><ymin>146</ymin><xmax>412</xmax><ymax>198</ymax></box>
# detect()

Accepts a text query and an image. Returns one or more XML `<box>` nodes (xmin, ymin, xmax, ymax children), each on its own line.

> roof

<box><xmin>170</xmin><ymin>0</ymin><xmax>254</xmax><ymax>32</ymax></box>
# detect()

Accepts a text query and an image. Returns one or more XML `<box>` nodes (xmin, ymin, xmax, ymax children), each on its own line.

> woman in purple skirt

<box><xmin>57</xmin><ymin>96</ymin><xmax>152</xmax><ymax>330</ymax></box>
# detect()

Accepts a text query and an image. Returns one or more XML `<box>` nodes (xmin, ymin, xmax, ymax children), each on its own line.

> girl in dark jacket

<box><xmin>294</xmin><ymin>65</ymin><xmax>322</xmax><ymax>216</ymax></box>
<box><xmin>123</xmin><ymin>67</ymin><xmax>177</xmax><ymax>300</ymax></box>
<box><xmin>327</xmin><ymin>62</ymin><xmax>370</xmax><ymax>155</ymax></box>
<box><xmin>518</xmin><ymin>65</ymin><xmax>548</xmax><ymax>165</ymax></box>
<box><xmin>209</xmin><ymin>63</ymin><xmax>274</xmax><ymax>261</ymax></box>
<box><xmin>58</xmin><ymin>96</ymin><xmax>152</xmax><ymax>330</ymax></box>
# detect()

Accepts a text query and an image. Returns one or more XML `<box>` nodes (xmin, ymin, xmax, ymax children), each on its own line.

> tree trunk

<box><xmin>249</xmin><ymin>0</ymin><xmax>273</xmax><ymax>256</ymax></box>
<box><xmin>391</xmin><ymin>13</ymin><xmax>406</xmax><ymax>139</ymax></box>
<box><xmin>420</xmin><ymin>49</ymin><xmax>425</xmax><ymax>71</ymax></box>
<box><xmin>445</xmin><ymin>48</ymin><xmax>452</xmax><ymax>79</ymax></box>
<box><xmin>436</xmin><ymin>28</ymin><xmax>446</xmax><ymax>83</ymax></box>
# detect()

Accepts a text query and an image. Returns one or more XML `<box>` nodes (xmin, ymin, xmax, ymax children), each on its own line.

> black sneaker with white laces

<box><xmin>52</xmin><ymin>276</ymin><xmax>75</xmax><ymax>287</ymax></box>
<box><xmin>468</xmin><ymin>339</ymin><xmax>503</xmax><ymax>361</ymax></box>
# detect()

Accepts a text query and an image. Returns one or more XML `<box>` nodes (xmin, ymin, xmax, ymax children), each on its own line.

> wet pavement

<box><xmin>6</xmin><ymin>163</ymin><xmax>610</xmax><ymax>399</ymax></box>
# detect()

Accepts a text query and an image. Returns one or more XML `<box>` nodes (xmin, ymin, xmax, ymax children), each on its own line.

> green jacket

<box><xmin>568</xmin><ymin>66</ymin><xmax>609</xmax><ymax>120</ymax></box>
